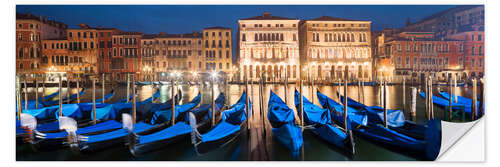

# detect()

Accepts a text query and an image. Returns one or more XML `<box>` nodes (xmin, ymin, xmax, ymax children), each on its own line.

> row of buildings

<box><xmin>16</xmin><ymin>5</ymin><xmax>484</xmax><ymax>83</ymax></box>
<box><xmin>16</xmin><ymin>12</ymin><xmax>232</xmax><ymax>82</ymax></box>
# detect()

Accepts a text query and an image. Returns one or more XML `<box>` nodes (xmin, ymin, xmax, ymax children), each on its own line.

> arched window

<box><xmin>18</xmin><ymin>48</ymin><xmax>23</xmax><ymax>58</ymax></box>
<box><xmin>351</xmin><ymin>34</ymin><xmax>355</xmax><ymax>42</ymax></box>
<box><xmin>30</xmin><ymin>48</ymin><xmax>34</xmax><ymax>58</ymax></box>
<box><xmin>19</xmin><ymin>63</ymin><xmax>23</xmax><ymax>69</ymax></box>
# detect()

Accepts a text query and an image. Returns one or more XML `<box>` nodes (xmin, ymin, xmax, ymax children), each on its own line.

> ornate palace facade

<box><xmin>299</xmin><ymin>16</ymin><xmax>372</xmax><ymax>81</ymax></box>
<box><xmin>238</xmin><ymin>12</ymin><xmax>300</xmax><ymax>82</ymax></box>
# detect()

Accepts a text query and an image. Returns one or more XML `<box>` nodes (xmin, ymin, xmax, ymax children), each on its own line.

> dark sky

<box><xmin>16</xmin><ymin>5</ymin><xmax>457</xmax><ymax>59</ymax></box>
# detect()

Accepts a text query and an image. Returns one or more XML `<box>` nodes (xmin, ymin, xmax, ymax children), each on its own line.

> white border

<box><xmin>3</xmin><ymin>0</ymin><xmax>495</xmax><ymax>166</ymax></box>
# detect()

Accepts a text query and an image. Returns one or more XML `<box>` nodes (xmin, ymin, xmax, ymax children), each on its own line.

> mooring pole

<box><xmin>58</xmin><ymin>75</ymin><xmax>62</xmax><ymax>117</ymax></box>
<box><xmin>454</xmin><ymin>76</ymin><xmax>457</xmax><ymax>103</ymax></box>
<box><xmin>42</xmin><ymin>75</ymin><xmax>46</xmax><ymax>102</ymax></box>
<box><xmin>284</xmin><ymin>69</ymin><xmax>288</xmax><ymax>105</ymax></box>
<box><xmin>245</xmin><ymin>77</ymin><xmax>250</xmax><ymax>131</ymax></box>
<box><xmin>448</xmin><ymin>76</ymin><xmax>453</xmax><ymax>121</ymax></box>
<box><xmin>361</xmin><ymin>79</ymin><xmax>365</xmax><ymax>104</ymax></box>
<box><xmin>343</xmin><ymin>66</ymin><xmax>349</xmax><ymax>130</ymax></box>
<box><xmin>226</xmin><ymin>76</ymin><xmax>230</xmax><ymax>107</ymax></box>
<box><xmin>479</xmin><ymin>78</ymin><xmax>484</xmax><ymax>118</ymax></box>
<box><xmin>337</xmin><ymin>79</ymin><xmax>341</xmax><ymax>101</ymax></box>
<box><xmin>35</xmin><ymin>75</ymin><xmax>39</xmax><ymax>109</ymax></box>
<box><xmin>16</xmin><ymin>75</ymin><xmax>22</xmax><ymax>120</ymax></box>
<box><xmin>383</xmin><ymin>80</ymin><xmax>388</xmax><ymax>128</ymax></box>
<box><xmin>357</xmin><ymin>80</ymin><xmax>361</xmax><ymax>102</ymax></box>
<box><xmin>411</xmin><ymin>87</ymin><xmax>417</xmax><ymax>120</ymax></box>
<box><xmin>402</xmin><ymin>77</ymin><xmax>406</xmax><ymax>113</ymax></box>
<box><xmin>126</xmin><ymin>74</ymin><xmax>130</xmax><ymax>103</ymax></box>
<box><xmin>24</xmin><ymin>77</ymin><xmax>28</xmax><ymax>110</ymax></box>
<box><xmin>171</xmin><ymin>76</ymin><xmax>176</xmax><ymax>126</ymax></box>
<box><xmin>211</xmin><ymin>75</ymin><xmax>215</xmax><ymax>127</ymax></box>
<box><xmin>430</xmin><ymin>76</ymin><xmax>434</xmax><ymax>119</ymax></box>
<box><xmin>472</xmin><ymin>78</ymin><xmax>477</xmax><ymax>121</ymax></box>
<box><xmin>76</xmin><ymin>75</ymin><xmax>80</xmax><ymax>103</ymax></box>
<box><xmin>311</xmin><ymin>75</ymin><xmax>314</xmax><ymax>105</ymax></box>
<box><xmin>102</xmin><ymin>73</ymin><xmax>105</xmax><ymax>103</ymax></box>
<box><xmin>92</xmin><ymin>78</ymin><xmax>96</xmax><ymax>124</ymax></box>
<box><xmin>66</xmin><ymin>75</ymin><xmax>70</xmax><ymax>104</ymax></box>
<box><xmin>132</xmin><ymin>75</ymin><xmax>137</xmax><ymax>124</ymax></box>
<box><xmin>299</xmin><ymin>79</ymin><xmax>304</xmax><ymax>127</ymax></box>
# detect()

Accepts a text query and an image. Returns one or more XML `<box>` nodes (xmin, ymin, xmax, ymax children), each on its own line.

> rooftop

<box><xmin>309</xmin><ymin>16</ymin><xmax>363</xmax><ymax>22</ymax></box>
<box><xmin>240</xmin><ymin>12</ymin><xmax>297</xmax><ymax>20</ymax></box>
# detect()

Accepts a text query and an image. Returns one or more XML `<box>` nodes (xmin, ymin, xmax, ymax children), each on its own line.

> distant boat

<box><xmin>189</xmin><ymin>92</ymin><xmax>250</xmax><ymax>154</ymax></box>
<box><xmin>439</xmin><ymin>91</ymin><xmax>484</xmax><ymax>116</ymax></box>
<box><xmin>294</xmin><ymin>90</ymin><xmax>355</xmax><ymax>154</ymax></box>
<box><xmin>419</xmin><ymin>92</ymin><xmax>466</xmax><ymax>114</ymax></box>
<box><xmin>267</xmin><ymin>91</ymin><xmax>303</xmax><ymax>157</ymax></box>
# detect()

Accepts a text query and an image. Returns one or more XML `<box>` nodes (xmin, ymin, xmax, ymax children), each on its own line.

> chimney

<box><xmin>44</xmin><ymin>16</ymin><xmax>47</xmax><ymax>23</ymax></box>
<box><xmin>159</xmin><ymin>32</ymin><xmax>166</xmax><ymax>35</ymax></box>
<box><xmin>262</xmin><ymin>12</ymin><xmax>271</xmax><ymax>17</ymax></box>
<box><xmin>39</xmin><ymin>15</ymin><xmax>42</xmax><ymax>21</ymax></box>
<box><xmin>78</xmin><ymin>23</ymin><xmax>89</xmax><ymax>29</ymax></box>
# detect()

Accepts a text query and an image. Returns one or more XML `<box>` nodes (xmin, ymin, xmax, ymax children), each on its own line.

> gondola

<box><xmin>439</xmin><ymin>91</ymin><xmax>483</xmax><ymax>115</ymax></box>
<box><xmin>23</xmin><ymin>90</ymin><xmax>166</xmax><ymax>150</ymax></box>
<box><xmin>293</xmin><ymin>90</ymin><xmax>355</xmax><ymax>154</ymax></box>
<box><xmin>338</xmin><ymin>92</ymin><xmax>426</xmax><ymax>140</ymax></box>
<box><xmin>20</xmin><ymin>91</ymin><xmax>60</xmax><ymax>110</ymax></box>
<box><xmin>135</xmin><ymin>81</ymin><xmax>152</xmax><ymax>85</ymax></box>
<box><xmin>73</xmin><ymin>93</ymin><xmax>201</xmax><ymax>153</ymax></box>
<box><xmin>327</xmin><ymin>93</ymin><xmax>440</xmax><ymax>160</ymax></box>
<box><xmin>149</xmin><ymin>93</ymin><xmax>201</xmax><ymax>124</ymax></box>
<box><xmin>316</xmin><ymin>90</ymin><xmax>368</xmax><ymax>128</ymax></box>
<box><xmin>40</xmin><ymin>88</ymin><xmax>86</xmax><ymax>106</ymax></box>
<box><xmin>267</xmin><ymin>91</ymin><xmax>303</xmax><ymax>157</ymax></box>
<box><xmin>128</xmin><ymin>93</ymin><xmax>225</xmax><ymax>156</ymax></box>
<box><xmin>419</xmin><ymin>92</ymin><xmax>466</xmax><ymax>115</ymax></box>
<box><xmin>188</xmin><ymin>92</ymin><xmax>250</xmax><ymax>154</ymax></box>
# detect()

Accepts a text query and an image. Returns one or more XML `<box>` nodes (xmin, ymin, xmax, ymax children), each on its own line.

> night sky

<box><xmin>16</xmin><ymin>5</ymin><xmax>458</xmax><ymax>58</ymax></box>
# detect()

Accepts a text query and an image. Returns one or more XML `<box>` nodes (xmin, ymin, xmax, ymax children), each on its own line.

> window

<box><xmin>472</xmin><ymin>46</ymin><xmax>475</xmax><ymax>55</ymax></box>
<box><xmin>219</xmin><ymin>63</ymin><xmax>222</xmax><ymax>69</ymax></box>
<box><xmin>478</xmin><ymin>34</ymin><xmax>482</xmax><ymax>41</ymax></box>
<box><xmin>293</xmin><ymin>34</ymin><xmax>297</xmax><ymax>41</ymax></box>
<box><xmin>212</xmin><ymin>32</ymin><xmax>215</xmax><ymax>36</ymax></box>
<box><xmin>242</xmin><ymin>34</ymin><xmax>246</xmax><ymax>41</ymax></box>
<box><xmin>83</xmin><ymin>32</ymin><xmax>87</xmax><ymax>38</ymax></box>
<box><xmin>226</xmin><ymin>32</ymin><xmax>229</xmax><ymax>37</ymax></box>
<box><xmin>226</xmin><ymin>51</ymin><xmax>229</xmax><ymax>58</ymax></box>
<box><xmin>242</xmin><ymin>24</ymin><xmax>246</xmax><ymax>28</ymax></box>
<box><xmin>293</xmin><ymin>24</ymin><xmax>296</xmax><ymax>27</ymax></box>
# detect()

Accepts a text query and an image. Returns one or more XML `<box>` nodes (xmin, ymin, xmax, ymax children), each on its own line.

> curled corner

<box><xmin>434</xmin><ymin>118</ymin><xmax>482</xmax><ymax>160</ymax></box>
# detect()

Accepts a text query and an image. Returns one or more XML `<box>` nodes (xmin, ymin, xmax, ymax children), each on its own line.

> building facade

<box><xmin>97</xmin><ymin>27</ymin><xmax>121</xmax><ymax>81</ymax></box>
<box><xmin>299</xmin><ymin>16</ymin><xmax>372</xmax><ymax>81</ymax></box>
<box><xmin>16</xmin><ymin>12</ymin><xmax>67</xmax><ymax>78</ymax></box>
<box><xmin>66</xmin><ymin>24</ymin><xmax>100</xmax><ymax>79</ymax></box>
<box><xmin>448</xmin><ymin>26</ymin><xmax>484</xmax><ymax>78</ymax></box>
<box><xmin>141</xmin><ymin>34</ymin><xmax>156</xmax><ymax>81</ymax></box>
<box><xmin>202</xmin><ymin>27</ymin><xmax>233</xmax><ymax>76</ymax></box>
<box><xmin>110</xmin><ymin>32</ymin><xmax>143</xmax><ymax>80</ymax></box>
<box><xmin>238</xmin><ymin>12</ymin><xmax>300</xmax><ymax>82</ymax></box>
<box><xmin>378</xmin><ymin>32</ymin><xmax>465</xmax><ymax>83</ymax></box>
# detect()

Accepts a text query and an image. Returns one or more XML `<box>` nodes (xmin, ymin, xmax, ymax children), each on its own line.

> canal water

<box><xmin>16</xmin><ymin>82</ymin><xmax>475</xmax><ymax>161</ymax></box>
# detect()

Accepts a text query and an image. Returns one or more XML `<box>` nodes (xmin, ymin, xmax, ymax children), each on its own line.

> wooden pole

<box><xmin>16</xmin><ymin>75</ymin><xmax>21</xmax><ymax>120</ymax></box>
<box><xmin>430</xmin><ymin>76</ymin><xmax>434</xmax><ymax>119</ymax></box>
<box><xmin>245</xmin><ymin>77</ymin><xmax>250</xmax><ymax>130</ymax></box>
<box><xmin>402</xmin><ymin>77</ymin><xmax>406</xmax><ymax>113</ymax></box>
<box><xmin>226</xmin><ymin>76</ymin><xmax>230</xmax><ymax>106</ymax></box>
<box><xmin>284</xmin><ymin>68</ymin><xmax>288</xmax><ymax>105</ymax></box>
<box><xmin>479</xmin><ymin>78</ymin><xmax>484</xmax><ymax>118</ymax></box>
<box><xmin>171</xmin><ymin>77</ymin><xmax>176</xmax><ymax>126</ymax></box>
<box><xmin>343</xmin><ymin>66</ymin><xmax>349</xmax><ymax>130</ymax></box>
<box><xmin>24</xmin><ymin>78</ymin><xmax>28</xmax><ymax>110</ymax></box>
<box><xmin>383</xmin><ymin>80</ymin><xmax>388</xmax><ymax>128</ymax></box>
<box><xmin>58</xmin><ymin>75</ymin><xmax>62</xmax><ymax>117</ymax></box>
<box><xmin>151</xmin><ymin>73</ymin><xmax>154</xmax><ymax>103</ymax></box>
<box><xmin>311</xmin><ymin>75</ymin><xmax>314</xmax><ymax>105</ymax></box>
<box><xmin>92</xmin><ymin>78</ymin><xmax>96</xmax><ymax>124</ymax></box>
<box><xmin>132</xmin><ymin>75</ymin><xmax>137</xmax><ymax>124</ymax></box>
<box><xmin>411</xmin><ymin>87</ymin><xmax>417</xmax><ymax>120</ymax></box>
<box><xmin>361</xmin><ymin>79</ymin><xmax>365</xmax><ymax>104</ymax></box>
<box><xmin>448</xmin><ymin>76</ymin><xmax>453</xmax><ymax>121</ymax></box>
<box><xmin>126</xmin><ymin>74</ymin><xmax>130</xmax><ymax>103</ymax></box>
<box><xmin>357</xmin><ymin>80</ymin><xmax>361</xmax><ymax>102</ymax></box>
<box><xmin>299</xmin><ymin>79</ymin><xmax>304</xmax><ymax>127</ymax></box>
<box><xmin>102</xmin><ymin>73</ymin><xmax>105</xmax><ymax>103</ymax></box>
<box><xmin>35</xmin><ymin>75</ymin><xmax>39</xmax><ymax>109</ymax></box>
<box><xmin>337</xmin><ymin>79</ymin><xmax>341</xmax><ymax>101</ymax></box>
<box><xmin>42</xmin><ymin>75</ymin><xmax>46</xmax><ymax>102</ymax></box>
<box><xmin>76</xmin><ymin>75</ymin><xmax>80</xmax><ymax>103</ymax></box>
<box><xmin>472</xmin><ymin>78</ymin><xmax>477</xmax><ymax>121</ymax></box>
<box><xmin>66</xmin><ymin>75</ymin><xmax>70</xmax><ymax>104</ymax></box>
<box><xmin>211</xmin><ymin>75</ymin><xmax>215</xmax><ymax>127</ymax></box>
<box><xmin>454</xmin><ymin>76</ymin><xmax>457</xmax><ymax>103</ymax></box>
